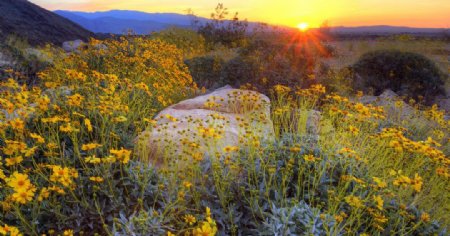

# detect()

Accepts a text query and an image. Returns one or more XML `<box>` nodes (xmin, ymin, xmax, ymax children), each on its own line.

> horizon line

<box><xmin>54</xmin><ymin>9</ymin><xmax>450</xmax><ymax>30</ymax></box>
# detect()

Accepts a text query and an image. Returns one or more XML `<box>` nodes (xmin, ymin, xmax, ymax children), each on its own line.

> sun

<box><xmin>297</xmin><ymin>22</ymin><xmax>309</xmax><ymax>32</ymax></box>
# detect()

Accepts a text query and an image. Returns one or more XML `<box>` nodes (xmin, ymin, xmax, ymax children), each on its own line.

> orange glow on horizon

<box><xmin>297</xmin><ymin>22</ymin><xmax>309</xmax><ymax>32</ymax></box>
<box><xmin>29</xmin><ymin>0</ymin><xmax>450</xmax><ymax>28</ymax></box>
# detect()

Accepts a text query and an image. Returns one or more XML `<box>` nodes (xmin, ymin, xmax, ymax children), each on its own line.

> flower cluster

<box><xmin>376</xmin><ymin>128</ymin><xmax>448</xmax><ymax>167</ymax></box>
<box><xmin>5</xmin><ymin>172</ymin><xmax>36</xmax><ymax>205</ymax></box>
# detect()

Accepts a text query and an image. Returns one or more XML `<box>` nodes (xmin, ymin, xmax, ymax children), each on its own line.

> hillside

<box><xmin>55</xmin><ymin>10</ymin><xmax>207</xmax><ymax>34</ymax></box>
<box><xmin>56</xmin><ymin>10</ymin><xmax>198</xmax><ymax>25</ymax></box>
<box><xmin>0</xmin><ymin>0</ymin><xmax>94</xmax><ymax>46</ymax></box>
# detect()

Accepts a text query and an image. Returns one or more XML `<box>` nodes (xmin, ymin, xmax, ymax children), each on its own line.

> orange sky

<box><xmin>30</xmin><ymin>0</ymin><xmax>450</xmax><ymax>28</ymax></box>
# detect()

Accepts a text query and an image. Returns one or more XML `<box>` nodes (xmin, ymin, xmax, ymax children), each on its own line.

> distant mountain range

<box><xmin>55</xmin><ymin>10</ymin><xmax>448</xmax><ymax>36</ymax></box>
<box><xmin>54</xmin><ymin>10</ymin><xmax>208</xmax><ymax>34</ymax></box>
<box><xmin>0</xmin><ymin>0</ymin><xmax>94</xmax><ymax>46</ymax></box>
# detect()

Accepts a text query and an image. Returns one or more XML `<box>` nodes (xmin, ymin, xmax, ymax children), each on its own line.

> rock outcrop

<box><xmin>359</xmin><ymin>89</ymin><xmax>416</xmax><ymax>118</ymax></box>
<box><xmin>136</xmin><ymin>86</ymin><xmax>275</xmax><ymax>166</ymax></box>
<box><xmin>0</xmin><ymin>51</ymin><xmax>14</xmax><ymax>68</ymax></box>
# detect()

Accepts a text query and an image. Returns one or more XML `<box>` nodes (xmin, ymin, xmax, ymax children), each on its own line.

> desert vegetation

<box><xmin>0</xmin><ymin>3</ymin><xmax>449</xmax><ymax>236</ymax></box>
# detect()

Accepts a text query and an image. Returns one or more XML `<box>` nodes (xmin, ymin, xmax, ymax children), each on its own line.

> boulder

<box><xmin>0</xmin><ymin>51</ymin><xmax>15</xmax><ymax>68</ymax></box>
<box><xmin>136</xmin><ymin>86</ymin><xmax>275</xmax><ymax>166</ymax></box>
<box><xmin>435</xmin><ymin>97</ymin><xmax>450</xmax><ymax>113</ymax></box>
<box><xmin>359</xmin><ymin>89</ymin><xmax>416</xmax><ymax>118</ymax></box>
<box><xmin>305</xmin><ymin>110</ymin><xmax>322</xmax><ymax>135</ymax></box>
<box><xmin>62</xmin><ymin>39</ymin><xmax>85</xmax><ymax>52</ymax></box>
<box><xmin>289</xmin><ymin>109</ymin><xmax>322</xmax><ymax>136</ymax></box>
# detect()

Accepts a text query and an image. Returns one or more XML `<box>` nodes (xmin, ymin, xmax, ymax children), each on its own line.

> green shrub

<box><xmin>220</xmin><ymin>55</ymin><xmax>259</xmax><ymax>87</ymax></box>
<box><xmin>351</xmin><ymin>50</ymin><xmax>446</xmax><ymax>104</ymax></box>
<box><xmin>318</xmin><ymin>65</ymin><xmax>354</xmax><ymax>96</ymax></box>
<box><xmin>184</xmin><ymin>55</ymin><xmax>225</xmax><ymax>88</ymax></box>
<box><xmin>230</xmin><ymin>39</ymin><xmax>317</xmax><ymax>93</ymax></box>
<box><xmin>184</xmin><ymin>37</ymin><xmax>325</xmax><ymax>93</ymax></box>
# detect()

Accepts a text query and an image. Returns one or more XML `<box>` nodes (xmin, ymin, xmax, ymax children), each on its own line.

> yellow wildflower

<box><xmin>38</xmin><ymin>188</ymin><xmax>51</xmax><ymax>202</ymax></box>
<box><xmin>0</xmin><ymin>169</ymin><xmax>5</xmax><ymax>180</ymax></box>
<box><xmin>84</xmin><ymin>118</ymin><xmax>93</xmax><ymax>132</ymax></box>
<box><xmin>50</xmin><ymin>166</ymin><xmax>78</xmax><ymax>187</ymax></box>
<box><xmin>36</xmin><ymin>96</ymin><xmax>50</xmax><ymax>111</ymax></box>
<box><xmin>81</xmin><ymin>143</ymin><xmax>102</xmax><ymax>151</ymax></box>
<box><xmin>60</xmin><ymin>123</ymin><xmax>78</xmax><ymax>133</ymax></box>
<box><xmin>12</xmin><ymin>187</ymin><xmax>36</xmax><ymax>204</ymax></box>
<box><xmin>110</xmin><ymin>148</ymin><xmax>132</xmax><ymax>164</ymax></box>
<box><xmin>6</xmin><ymin>172</ymin><xmax>31</xmax><ymax>191</ymax></box>
<box><xmin>113</xmin><ymin>116</ymin><xmax>128</xmax><ymax>123</ymax></box>
<box><xmin>198</xmin><ymin>126</ymin><xmax>222</xmax><ymax>139</ymax></box>
<box><xmin>183</xmin><ymin>181</ymin><xmax>192</xmax><ymax>188</ymax></box>
<box><xmin>0</xmin><ymin>224</ymin><xmax>22</xmax><ymax>236</ymax></box>
<box><xmin>206</xmin><ymin>207</ymin><xmax>211</xmax><ymax>218</ymax></box>
<box><xmin>184</xmin><ymin>214</ymin><xmax>197</xmax><ymax>226</ymax></box>
<box><xmin>63</xmin><ymin>229</ymin><xmax>74</xmax><ymax>236</ymax></box>
<box><xmin>5</xmin><ymin>156</ymin><xmax>23</xmax><ymax>166</ymax></box>
<box><xmin>372</xmin><ymin>177</ymin><xmax>387</xmax><ymax>188</ymax></box>
<box><xmin>30</xmin><ymin>133</ymin><xmax>45</xmax><ymax>144</ymax></box>
<box><xmin>289</xmin><ymin>146</ymin><xmax>301</xmax><ymax>153</ymax></box>
<box><xmin>9</xmin><ymin>118</ymin><xmax>25</xmax><ymax>131</ymax></box>
<box><xmin>303</xmin><ymin>154</ymin><xmax>316</xmax><ymax>162</ymax></box>
<box><xmin>345</xmin><ymin>195</ymin><xmax>364</xmax><ymax>208</ymax></box>
<box><xmin>67</xmin><ymin>93</ymin><xmax>84</xmax><ymax>107</ymax></box>
<box><xmin>420</xmin><ymin>212</ymin><xmax>430</xmax><ymax>223</ymax></box>
<box><xmin>348</xmin><ymin>125</ymin><xmax>360</xmax><ymax>135</ymax></box>
<box><xmin>85</xmin><ymin>155</ymin><xmax>102</xmax><ymax>164</ymax></box>
<box><xmin>89</xmin><ymin>177</ymin><xmax>104</xmax><ymax>183</ymax></box>
<box><xmin>223</xmin><ymin>146</ymin><xmax>239</xmax><ymax>152</ymax></box>
<box><xmin>193</xmin><ymin>222</ymin><xmax>217</xmax><ymax>236</ymax></box>
<box><xmin>373</xmin><ymin>195</ymin><xmax>384</xmax><ymax>210</ymax></box>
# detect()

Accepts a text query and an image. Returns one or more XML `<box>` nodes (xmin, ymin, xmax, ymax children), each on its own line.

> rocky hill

<box><xmin>0</xmin><ymin>0</ymin><xmax>94</xmax><ymax>46</ymax></box>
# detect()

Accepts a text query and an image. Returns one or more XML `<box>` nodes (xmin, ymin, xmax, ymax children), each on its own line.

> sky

<box><xmin>30</xmin><ymin>0</ymin><xmax>450</xmax><ymax>28</ymax></box>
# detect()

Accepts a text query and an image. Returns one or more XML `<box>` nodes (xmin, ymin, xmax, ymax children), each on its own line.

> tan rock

<box><xmin>359</xmin><ymin>89</ymin><xmax>416</xmax><ymax>119</ymax></box>
<box><xmin>136</xmin><ymin>86</ymin><xmax>275</xmax><ymax>166</ymax></box>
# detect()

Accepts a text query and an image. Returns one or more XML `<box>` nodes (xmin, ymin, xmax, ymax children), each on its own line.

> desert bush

<box><xmin>183</xmin><ymin>34</ymin><xmax>327</xmax><ymax>93</ymax></box>
<box><xmin>220</xmin><ymin>55</ymin><xmax>259</xmax><ymax>87</ymax></box>
<box><xmin>184</xmin><ymin>55</ymin><xmax>225</xmax><ymax>89</ymax></box>
<box><xmin>196</xmin><ymin>4</ymin><xmax>249</xmax><ymax>48</ymax></box>
<box><xmin>318</xmin><ymin>65</ymin><xmax>354</xmax><ymax>96</ymax></box>
<box><xmin>215</xmin><ymin>39</ymin><xmax>320</xmax><ymax>93</ymax></box>
<box><xmin>351</xmin><ymin>50</ymin><xmax>446</xmax><ymax>104</ymax></box>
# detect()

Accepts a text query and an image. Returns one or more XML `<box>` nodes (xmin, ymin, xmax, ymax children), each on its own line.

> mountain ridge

<box><xmin>54</xmin><ymin>10</ymin><xmax>207</xmax><ymax>34</ymax></box>
<box><xmin>55</xmin><ymin>10</ymin><xmax>448</xmax><ymax>35</ymax></box>
<box><xmin>0</xmin><ymin>0</ymin><xmax>94</xmax><ymax>46</ymax></box>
